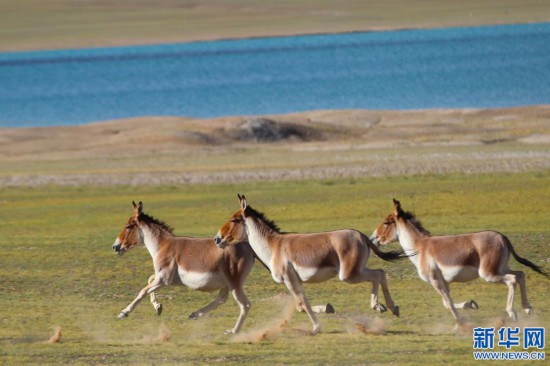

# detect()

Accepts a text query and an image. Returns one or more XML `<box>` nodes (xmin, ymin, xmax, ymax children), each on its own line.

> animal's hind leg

<box><xmin>376</xmin><ymin>269</ymin><xmax>399</xmax><ymax>316</ymax></box>
<box><xmin>226</xmin><ymin>286</ymin><xmax>251</xmax><ymax>334</ymax></box>
<box><xmin>501</xmin><ymin>273</ymin><xmax>519</xmax><ymax>320</ymax></box>
<box><xmin>188</xmin><ymin>287</ymin><xmax>229</xmax><ymax>320</ymax></box>
<box><xmin>147</xmin><ymin>274</ymin><xmax>163</xmax><ymax>315</ymax></box>
<box><xmin>481</xmin><ymin>271</ymin><xmax>519</xmax><ymax>320</ymax></box>
<box><xmin>510</xmin><ymin>270</ymin><xmax>532</xmax><ymax>315</ymax></box>
<box><xmin>341</xmin><ymin>268</ymin><xmax>399</xmax><ymax>316</ymax></box>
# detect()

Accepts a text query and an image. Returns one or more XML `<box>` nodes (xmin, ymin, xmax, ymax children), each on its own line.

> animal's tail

<box><xmin>361</xmin><ymin>233</ymin><xmax>412</xmax><ymax>262</ymax></box>
<box><xmin>505</xmin><ymin>236</ymin><xmax>548</xmax><ymax>277</ymax></box>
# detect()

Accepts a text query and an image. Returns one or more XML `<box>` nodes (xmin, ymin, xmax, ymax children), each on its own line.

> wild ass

<box><xmin>214</xmin><ymin>194</ymin><xmax>408</xmax><ymax>334</ymax></box>
<box><xmin>370</xmin><ymin>199</ymin><xmax>548</xmax><ymax>322</ymax></box>
<box><xmin>112</xmin><ymin>201</ymin><xmax>254</xmax><ymax>334</ymax></box>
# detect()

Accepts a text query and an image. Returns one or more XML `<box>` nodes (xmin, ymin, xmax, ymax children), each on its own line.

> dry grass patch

<box><xmin>1</xmin><ymin>106</ymin><xmax>549</xmax><ymax>186</ymax></box>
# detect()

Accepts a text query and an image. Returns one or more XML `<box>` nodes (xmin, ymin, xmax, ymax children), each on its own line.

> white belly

<box><xmin>178</xmin><ymin>270</ymin><xmax>226</xmax><ymax>291</ymax></box>
<box><xmin>296</xmin><ymin>266</ymin><xmax>337</xmax><ymax>283</ymax></box>
<box><xmin>440</xmin><ymin>265</ymin><xmax>479</xmax><ymax>283</ymax></box>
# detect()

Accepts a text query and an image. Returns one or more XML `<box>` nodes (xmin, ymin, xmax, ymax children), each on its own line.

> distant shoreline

<box><xmin>3</xmin><ymin>0</ymin><xmax>550</xmax><ymax>52</ymax></box>
<box><xmin>2</xmin><ymin>21</ymin><xmax>547</xmax><ymax>54</ymax></box>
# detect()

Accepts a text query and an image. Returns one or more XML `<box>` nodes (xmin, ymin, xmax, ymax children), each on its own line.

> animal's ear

<box><xmin>393</xmin><ymin>198</ymin><xmax>402</xmax><ymax>214</ymax></box>
<box><xmin>133</xmin><ymin>201</ymin><xmax>143</xmax><ymax>215</ymax></box>
<box><xmin>239</xmin><ymin>194</ymin><xmax>248</xmax><ymax>210</ymax></box>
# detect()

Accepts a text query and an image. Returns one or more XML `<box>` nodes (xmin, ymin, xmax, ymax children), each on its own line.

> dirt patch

<box><xmin>231</xmin><ymin>118</ymin><xmax>324</xmax><ymax>143</ymax></box>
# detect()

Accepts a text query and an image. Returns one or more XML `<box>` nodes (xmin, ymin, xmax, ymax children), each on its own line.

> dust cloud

<box><xmin>341</xmin><ymin>314</ymin><xmax>387</xmax><ymax>335</ymax></box>
<box><xmin>46</xmin><ymin>326</ymin><xmax>62</xmax><ymax>343</ymax></box>
<box><xmin>140</xmin><ymin>323</ymin><xmax>172</xmax><ymax>343</ymax></box>
<box><xmin>233</xmin><ymin>297</ymin><xmax>296</xmax><ymax>342</ymax></box>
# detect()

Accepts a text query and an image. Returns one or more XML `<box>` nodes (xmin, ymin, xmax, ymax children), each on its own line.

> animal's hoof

<box><xmin>508</xmin><ymin>311</ymin><xmax>518</xmax><ymax>322</ymax></box>
<box><xmin>469</xmin><ymin>300</ymin><xmax>479</xmax><ymax>310</ymax></box>
<box><xmin>392</xmin><ymin>306</ymin><xmax>400</xmax><ymax>317</ymax></box>
<box><xmin>118</xmin><ymin>311</ymin><xmax>128</xmax><ymax>319</ymax></box>
<box><xmin>454</xmin><ymin>320</ymin><xmax>474</xmax><ymax>335</ymax></box>
<box><xmin>452</xmin><ymin>319</ymin><xmax>467</xmax><ymax>332</ymax></box>
<box><xmin>155</xmin><ymin>304</ymin><xmax>163</xmax><ymax>316</ymax></box>
<box><xmin>524</xmin><ymin>307</ymin><xmax>533</xmax><ymax>315</ymax></box>
<box><xmin>224</xmin><ymin>329</ymin><xmax>236</xmax><ymax>335</ymax></box>
<box><xmin>325</xmin><ymin>303</ymin><xmax>335</xmax><ymax>314</ymax></box>
<box><xmin>188</xmin><ymin>313</ymin><xmax>199</xmax><ymax>320</ymax></box>
<box><xmin>456</xmin><ymin>317</ymin><xmax>467</xmax><ymax>325</ymax></box>
<box><xmin>373</xmin><ymin>303</ymin><xmax>387</xmax><ymax>313</ymax></box>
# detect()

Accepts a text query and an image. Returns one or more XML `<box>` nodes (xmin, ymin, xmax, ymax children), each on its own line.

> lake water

<box><xmin>1</xmin><ymin>22</ymin><xmax>549</xmax><ymax>127</ymax></box>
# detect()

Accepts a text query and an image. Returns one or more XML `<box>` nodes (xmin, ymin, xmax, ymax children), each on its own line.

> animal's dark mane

<box><xmin>400</xmin><ymin>210</ymin><xmax>431</xmax><ymax>236</ymax></box>
<box><xmin>138</xmin><ymin>213</ymin><xmax>174</xmax><ymax>235</ymax></box>
<box><xmin>245</xmin><ymin>206</ymin><xmax>281</xmax><ymax>233</ymax></box>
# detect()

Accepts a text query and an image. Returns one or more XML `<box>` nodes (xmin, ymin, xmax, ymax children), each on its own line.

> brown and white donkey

<box><xmin>371</xmin><ymin>199</ymin><xmax>548</xmax><ymax>322</ymax></box>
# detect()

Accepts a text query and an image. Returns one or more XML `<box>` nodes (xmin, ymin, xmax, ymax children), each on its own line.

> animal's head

<box><xmin>214</xmin><ymin>194</ymin><xmax>249</xmax><ymax>249</ymax></box>
<box><xmin>370</xmin><ymin>198</ymin><xmax>402</xmax><ymax>246</ymax></box>
<box><xmin>112</xmin><ymin>201</ymin><xmax>144</xmax><ymax>255</ymax></box>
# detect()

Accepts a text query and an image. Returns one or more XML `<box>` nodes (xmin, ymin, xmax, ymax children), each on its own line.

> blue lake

<box><xmin>1</xmin><ymin>22</ymin><xmax>549</xmax><ymax>127</ymax></box>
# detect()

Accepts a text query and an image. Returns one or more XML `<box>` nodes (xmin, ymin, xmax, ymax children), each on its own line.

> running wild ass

<box><xmin>112</xmin><ymin>201</ymin><xmax>254</xmax><ymax>334</ymax></box>
<box><xmin>370</xmin><ymin>199</ymin><xmax>548</xmax><ymax>322</ymax></box>
<box><xmin>214</xmin><ymin>194</ymin><xmax>408</xmax><ymax>334</ymax></box>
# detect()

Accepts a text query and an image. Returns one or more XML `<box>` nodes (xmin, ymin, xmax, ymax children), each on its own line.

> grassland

<box><xmin>2</xmin><ymin>0</ymin><xmax>550</xmax><ymax>51</ymax></box>
<box><xmin>0</xmin><ymin>173</ymin><xmax>549</xmax><ymax>365</ymax></box>
<box><xmin>1</xmin><ymin>1</ymin><xmax>549</xmax><ymax>364</ymax></box>
<box><xmin>0</xmin><ymin>105</ymin><xmax>549</xmax><ymax>365</ymax></box>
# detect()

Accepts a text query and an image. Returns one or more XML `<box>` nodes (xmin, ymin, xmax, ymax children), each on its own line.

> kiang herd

<box><xmin>112</xmin><ymin>195</ymin><xmax>548</xmax><ymax>335</ymax></box>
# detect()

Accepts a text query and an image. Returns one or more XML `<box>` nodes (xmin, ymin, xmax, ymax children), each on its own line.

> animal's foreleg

<box><xmin>284</xmin><ymin>267</ymin><xmax>321</xmax><ymax>335</ymax></box>
<box><xmin>430</xmin><ymin>274</ymin><xmax>460</xmax><ymax>322</ymax></box>
<box><xmin>454</xmin><ymin>300</ymin><xmax>479</xmax><ymax>310</ymax></box>
<box><xmin>119</xmin><ymin>277</ymin><xmax>164</xmax><ymax>319</ymax></box>
<box><xmin>442</xmin><ymin>281</ymin><xmax>478</xmax><ymax>310</ymax></box>
<box><xmin>147</xmin><ymin>274</ymin><xmax>163</xmax><ymax>315</ymax></box>
<box><xmin>293</xmin><ymin>297</ymin><xmax>305</xmax><ymax>312</ymax></box>
<box><xmin>226</xmin><ymin>287</ymin><xmax>251</xmax><ymax>334</ymax></box>
<box><xmin>297</xmin><ymin>303</ymin><xmax>335</xmax><ymax>314</ymax></box>
<box><xmin>310</xmin><ymin>304</ymin><xmax>336</xmax><ymax>314</ymax></box>
<box><xmin>188</xmin><ymin>287</ymin><xmax>229</xmax><ymax>320</ymax></box>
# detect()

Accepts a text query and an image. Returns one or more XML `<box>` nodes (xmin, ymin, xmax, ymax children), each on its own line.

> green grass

<box><xmin>1</xmin><ymin>172</ymin><xmax>549</xmax><ymax>365</ymax></box>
